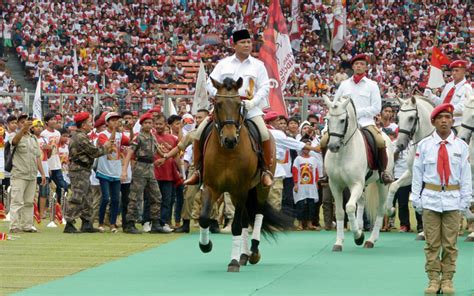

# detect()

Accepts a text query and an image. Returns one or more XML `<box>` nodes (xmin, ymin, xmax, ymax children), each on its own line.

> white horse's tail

<box><xmin>365</xmin><ymin>182</ymin><xmax>381</xmax><ymax>224</ymax></box>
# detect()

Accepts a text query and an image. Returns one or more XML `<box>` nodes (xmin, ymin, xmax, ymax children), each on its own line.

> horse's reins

<box><xmin>213</xmin><ymin>94</ymin><xmax>247</xmax><ymax>144</ymax></box>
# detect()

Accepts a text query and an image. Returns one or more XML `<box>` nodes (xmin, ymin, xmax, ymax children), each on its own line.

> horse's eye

<box><xmin>340</xmin><ymin>119</ymin><xmax>345</xmax><ymax>123</ymax></box>
<box><xmin>408</xmin><ymin>116</ymin><xmax>414</xmax><ymax>121</ymax></box>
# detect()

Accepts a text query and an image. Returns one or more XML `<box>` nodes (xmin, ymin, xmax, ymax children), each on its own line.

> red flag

<box><xmin>258</xmin><ymin>0</ymin><xmax>295</xmax><ymax>117</ymax></box>
<box><xmin>242</xmin><ymin>0</ymin><xmax>255</xmax><ymax>24</ymax></box>
<box><xmin>427</xmin><ymin>47</ymin><xmax>451</xmax><ymax>88</ymax></box>
<box><xmin>0</xmin><ymin>202</ymin><xmax>5</xmax><ymax>220</ymax></box>
<box><xmin>332</xmin><ymin>2</ymin><xmax>346</xmax><ymax>53</ymax></box>
<box><xmin>34</xmin><ymin>203</ymin><xmax>41</xmax><ymax>224</ymax></box>
<box><xmin>54</xmin><ymin>202</ymin><xmax>63</xmax><ymax>224</ymax></box>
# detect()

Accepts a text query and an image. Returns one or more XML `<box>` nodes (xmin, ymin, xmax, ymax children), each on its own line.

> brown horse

<box><xmin>198</xmin><ymin>77</ymin><xmax>293</xmax><ymax>272</ymax></box>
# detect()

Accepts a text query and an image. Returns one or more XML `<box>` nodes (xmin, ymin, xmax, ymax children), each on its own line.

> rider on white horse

<box><xmin>184</xmin><ymin>29</ymin><xmax>273</xmax><ymax>187</ymax></box>
<box><xmin>320</xmin><ymin>53</ymin><xmax>394</xmax><ymax>184</ymax></box>
<box><xmin>424</xmin><ymin>59</ymin><xmax>472</xmax><ymax>129</ymax></box>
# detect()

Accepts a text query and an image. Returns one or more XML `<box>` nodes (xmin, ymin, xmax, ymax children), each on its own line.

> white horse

<box><xmin>387</xmin><ymin>96</ymin><xmax>434</xmax><ymax>241</ymax></box>
<box><xmin>456</xmin><ymin>93</ymin><xmax>474</xmax><ymax>242</ymax></box>
<box><xmin>323</xmin><ymin>95</ymin><xmax>394</xmax><ymax>251</ymax></box>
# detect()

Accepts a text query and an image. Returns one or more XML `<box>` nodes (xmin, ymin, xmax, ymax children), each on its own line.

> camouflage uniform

<box><xmin>126</xmin><ymin>132</ymin><xmax>162</xmax><ymax>223</ymax></box>
<box><xmin>66</xmin><ymin>130</ymin><xmax>107</xmax><ymax>222</ymax></box>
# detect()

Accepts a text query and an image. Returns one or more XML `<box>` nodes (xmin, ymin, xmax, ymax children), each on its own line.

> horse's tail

<box><xmin>365</xmin><ymin>182</ymin><xmax>386</xmax><ymax>224</ymax></box>
<box><xmin>246</xmin><ymin>192</ymin><xmax>294</xmax><ymax>240</ymax></box>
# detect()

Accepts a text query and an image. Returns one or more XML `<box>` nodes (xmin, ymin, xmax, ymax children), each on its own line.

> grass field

<box><xmin>0</xmin><ymin>221</ymin><xmax>180</xmax><ymax>296</ymax></box>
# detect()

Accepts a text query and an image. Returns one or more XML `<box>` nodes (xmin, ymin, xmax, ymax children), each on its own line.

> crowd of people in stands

<box><xmin>0</xmin><ymin>0</ymin><xmax>469</xmax><ymax>120</ymax></box>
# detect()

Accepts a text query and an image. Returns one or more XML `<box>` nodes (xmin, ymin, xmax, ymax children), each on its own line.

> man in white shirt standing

<box><xmin>411</xmin><ymin>103</ymin><xmax>471</xmax><ymax>295</ymax></box>
<box><xmin>424</xmin><ymin>59</ymin><xmax>472</xmax><ymax>129</ymax></box>
<box><xmin>185</xmin><ymin>29</ymin><xmax>273</xmax><ymax>187</ymax></box>
<box><xmin>320</xmin><ymin>53</ymin><xmax>394</xmax><ymax>184</ymax></box>
<box><xmin>41</xmin><ymin>113</ymin><xmax>68</xmax><ymax>202</ymax></box>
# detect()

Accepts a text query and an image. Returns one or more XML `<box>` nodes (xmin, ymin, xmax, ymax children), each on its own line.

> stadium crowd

<box><xmin>0</xmin><ymin>1</ymin><xmax>472</xmax><ymax>235</ymax></box>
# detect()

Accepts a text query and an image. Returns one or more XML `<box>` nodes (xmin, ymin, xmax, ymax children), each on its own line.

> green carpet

<box><xmin>15</xmin><ymin>232</ymin><xmax>474</xmax><ymax>296</ymax></box>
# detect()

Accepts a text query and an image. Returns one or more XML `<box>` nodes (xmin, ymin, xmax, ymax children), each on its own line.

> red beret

<box><xmin>147</xmin><ymin>106</ymin><xmax>162</xmax><ymax>114</ymax></box>
<box><xmin>449</xmin><ymin>60</ymin><xmax>467</xmax><ymax>69</ymax></box>
<box><xmin>264</xmin><ymin>111</ymin><xmax>279</xmax><ymax>122</ymax></box>
<box><xmin>94</xmin><ymin>112</ymin><xmax>107</xmax><ymax>128</ymax></box>
<box><xmin>139</xmin><ymin>113</ymin><xmax>153</xmax><ymax>124</ymax></box>
<box><xmin>351</xmin><ymin>53</ymin><xmax>369</xmax><ymax>64</ymax></box>
<box><xmin>74</xmin><ymin>112</ymin><xmax>90</xmax><ymax>124</ymax></box>
<box><xmin>132</xmin><ymin>111</ymin><xmax>139</xmax><ymax>116</ymax></box>
<box><xmin>431</xmin><ymin>103</ymin><xmax>454</xmax><ymax>121</ymax></box>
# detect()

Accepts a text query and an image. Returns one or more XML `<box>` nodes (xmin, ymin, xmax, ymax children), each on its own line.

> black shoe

<box><xmin>80</xmin><ymin>220</ymin><xmax>100</xmax><ymax>233</ymax></box>
<box><xmin>64</xmin><ymin>222</ymin><xmax>79</xmax><ymax>234</ymax></box>
<box><xmin>174</xmin><ymin>220</ymin><xmax>190</xmax><ymax>233</ymax></box>
<box><xmin>209</xmin><ymin>220</ymin><xmax>220</xmax><ymax>234</ymax></box>
<box><xmin>123</xmin><ymin>221</ymin><xmax>142</xmax><ymax>234</ymax></box>
<box><xmin>150</xmin><ymin>220</ymin><xmax>173</xmax><ymax>233</ymax></box>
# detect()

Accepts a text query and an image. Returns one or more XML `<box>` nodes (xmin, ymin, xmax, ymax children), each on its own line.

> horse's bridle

<box><xmin>397</xmin><ymin>105</ymin><xmax>420</xmax><ymax>141</ymax></box>
<box><xmin>213</xmin><ymin>94</ymin><xmax>247</xmax><ymax>143</ymax></box>
<box><xmin>461</xmin><ymin>104</ymin><xmax>474</xmax><ymax>133</ymax></box>
<box><xmin>327</xmin><ymin>100</ymin><xmax>358</xmax><ymax>146</ymax></box>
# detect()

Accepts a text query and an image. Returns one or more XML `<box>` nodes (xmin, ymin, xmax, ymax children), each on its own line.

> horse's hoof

<box><xmin>249</xmin><ymin>251</ymin><xmax>261</xmax><ymax>264</ymax></box>
<box><xmin>354</xmin><ymin>232</ymin><xmax>365</xmax><ymax>246</ymax></box>
<box><xmin>464</xmin><ymin>236</ymin><xmax>474</xmax><ymax>242</ymax></box>
<box><xmin>332</xmin><ymin>245</ymin><xmax>342</xmax><ymax>252</ymax></box>
<box><xmin>239</xmin><ymin>254</ymin><xmax>249</xmax><ymax>266</ymax></box>
<box><xmin>415</xmin><ymin>234</ymin><xmax>425</xmax><ymax>241</ymax></box>
<box><xmin>364</xmin><ymin>241</ymin><xmax>374</xmax><ymax>248</ymax></box>
<box><xmin>227</xmin><ymin>259</ymin><xmax>240</xmax><ymax>272</ymax></box>
<box><xmin>199</xmin><ymin>240</ymin><xmax>213</xmax><ymax>253</ymax></box>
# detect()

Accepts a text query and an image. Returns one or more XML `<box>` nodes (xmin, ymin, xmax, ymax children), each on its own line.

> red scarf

<box><xmin>353</xmin><ymin>73</ymin><xmax>366</xmax><ymax>84</ymax></box>
<box><xmin>437</xmin><ymin>141</ymin><xmax>451</xmax><ymax>185</ymax></box>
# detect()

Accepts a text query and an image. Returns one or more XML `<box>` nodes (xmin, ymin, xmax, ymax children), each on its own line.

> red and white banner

<box><xmin>258</xmin><ymin>0</ymin><xmax>295</xmax><ymax>117</ymax></box>
<box><xmin>242</xmin><ymin>0</ymin><xmax>255</xmax><ymax>24</ymax></box>
<box><xmin>331</xmin><ymin>1</ymin><xmax>346</xmax><ymax>53</ymax></box>
<box><xmin>427</xmin><ymin>46</ymin><xmax>451</xmax><ymax>89</ymax></box>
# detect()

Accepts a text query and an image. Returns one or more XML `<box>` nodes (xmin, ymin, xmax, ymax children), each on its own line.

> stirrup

<box><xmin>261</xmin><ymin>170</ymin><xmax>274</xmax><ymax>187</ymax></box>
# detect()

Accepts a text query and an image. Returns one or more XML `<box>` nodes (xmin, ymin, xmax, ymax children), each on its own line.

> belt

<box><xmin>136</xmin><ymin>157</ymin><xmax>154</xmax><ymax>164</ymax></box>
<box><xmin>425</xmin><ymin>183</ymin><xmax>460</xmax><ymax>192</ymax></box>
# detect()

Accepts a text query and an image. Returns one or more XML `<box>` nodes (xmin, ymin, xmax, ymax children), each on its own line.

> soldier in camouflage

<box><xmin>121</xmin><ymin>113</ymin><xmax>165</xmax><ymax>234</ymax></box>
<box><xmin>64</xmin><ymin>112</ymin><xmax>112</xmax><ymax>234</ymax></box>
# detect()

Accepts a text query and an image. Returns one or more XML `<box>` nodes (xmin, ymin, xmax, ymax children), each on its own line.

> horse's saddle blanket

<box><xmin>361</xmin><ymin>128</ymin><xmax>378</xmax><ymax>171</ymax></box>
<box><xmin>200</xmin><ymin>119</ymin><xmax>262</xmax><ymax>155</ymax></box>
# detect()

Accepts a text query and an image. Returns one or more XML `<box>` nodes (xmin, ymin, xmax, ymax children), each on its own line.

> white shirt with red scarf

<box><xmin>268</xmin><ymin>126</ymin><xmax>306</xmax><ymax>178</ymax></box>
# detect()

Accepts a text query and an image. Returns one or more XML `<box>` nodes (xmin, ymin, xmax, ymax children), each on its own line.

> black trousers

<box><xmin>282</xmin><ymin>177</ymin><xmax>295</xmax><ymax>217</ymax></box>
<box><xmin>393</xmin><ymin>184</ymin><xmax>411</xmax><ymax>227</ymax></box>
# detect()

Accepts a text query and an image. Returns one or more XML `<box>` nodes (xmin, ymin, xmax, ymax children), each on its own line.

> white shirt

<box><xmin>41</xmin><ymin>129</ymin><xmax>62</xmax><ymax>170</ymax></box>
<box><xmin>411</xmin><ymin>132</ymin><xmax>472</xmax><ymax>213</ymax></box>
<box><xmin>432</xmin><ymin>78</ymin><xmax>472</xmax><ymax>126</ymax></box>
<box><xmin>292</xmin><ymin>155</ymin><xmax>321</xmax><ymax>203</ymax></box>
<box><xmin>394</xmin><ymin>141</ymin><xmax>412</xmax><ymax>179</ymax></box>
<box><xmin>269</xmin><ymin>128</ymin><xmax>306</xmax><ymax>178</ymax></box>
<box><xmin>207</xmin><ymin>54</ymin><xmax>270</xmax><ymax>118</ymax></box>
<box><xmin>334</xmin><ymin>76</ymin><xmax>382</xmax><ymax>127</ymax></box>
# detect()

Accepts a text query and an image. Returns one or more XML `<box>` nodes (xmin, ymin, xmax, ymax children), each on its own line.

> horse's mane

<box><xmin>412</xmin><ymin>95</ymin><xmax>435</xmax><ymax>108</ymax></box>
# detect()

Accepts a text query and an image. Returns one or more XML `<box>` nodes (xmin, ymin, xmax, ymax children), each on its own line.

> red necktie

<box><xmin>437</xmin><ymin>141</ymin><xmax>451</xmax><ymax>185</ymax></box>
<box><xmin>442</xmin><ymin>86</ymin><xmax>455</xmax><ymax>104</ymax></box>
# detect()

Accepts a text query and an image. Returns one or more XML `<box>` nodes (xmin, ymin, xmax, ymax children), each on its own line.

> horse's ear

<box><xmin>236</xmin><ymin>77</ymin><xmax>243</xmax><ymax>89</ymax></box>
<box><xmin>341</xmin><ymin>97</ymin><xmax>351</xmax><ymax>109</ymax></box>
<box><xmin>211</xmin><ymin>77</ymin><xmax>222</xmax><ymax>89</ymax></box>
<box><xmin>322</xmin><ymin>94</ymin><xmax>332</xmax><ymax>108</ymax></box>
<box><xmin>395</xmin><ymin>97</ymin><xmax>403</xmax><ymax>106</ymax></box>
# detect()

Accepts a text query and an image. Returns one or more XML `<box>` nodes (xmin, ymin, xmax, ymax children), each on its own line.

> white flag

<box><xmin>191</xmin><ymin>60</ymin><xmax>209</xmax><ymax>115</ymax></box>
<box><xmin>73</xmin><ymin>48</ymin><xmax>79</xmax><ymax>75</ymax></box>
<box><xmin>331</xmin><ymin>1</ymin><xmax>346</xmax><ymax>53</ymax></box>
<box><xmin>33</xmin><ymin>75</ymin><xmax>42</xmax><ymax>119</ymax></box>
<box><xmin>165</xmin><ymin>96</ymin><xmax>177</xmax><ymax>117</ymax></box>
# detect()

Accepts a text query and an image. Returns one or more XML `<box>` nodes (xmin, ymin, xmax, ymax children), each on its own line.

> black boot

<box><xmin>64</xmin><ymin>222</ymin><xmax>79</xmax><ymax>234</ymax></box>
<box><xmin>150</xmin><ymin>220</ymin><xmax>173</xmax><ymax>233</ymax></box>
<box><xmin>80</xmin><ymin>219</ymin><xmax>100</xmax><ymax>233</ymax></box>
<box><xmin>174</xmin><ymin>219</ymin><xmax>190</xmax><ymax>233</ymax></box>
<box><xmin>209</xmin><ymin>219</ymin><xmax>220</xmax><ymax>233</ymax></box>
<box><xmin>123</xmin><ymin>221</ymin><xmax>142</xmax><ymax>234</ymax></box>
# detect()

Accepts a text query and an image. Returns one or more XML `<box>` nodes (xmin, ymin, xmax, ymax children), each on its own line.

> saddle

<box><xmin>200</xmin><ymin>119</ymin><xmax>263</xmax><ymax>166</ymax></box>
<box><xmin>361</xmin><ymin>128</ymin><xmax>379</xmax><ymax>171</ymax></box>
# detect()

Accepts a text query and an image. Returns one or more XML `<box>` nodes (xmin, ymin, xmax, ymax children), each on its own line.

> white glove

<box><xmin>463</xmin><ymin>207</ymin><xmax>474</xmax><ymax>222</ymax></box>
<box><xmin>243</xmin><ymin>99</ymin><xmax>255</xmax><ymax>111</ymax></box>
<box><xmin>423</xmin><ymin>89</ymin><xmax>433</xmax><ymax>98</ymax></box>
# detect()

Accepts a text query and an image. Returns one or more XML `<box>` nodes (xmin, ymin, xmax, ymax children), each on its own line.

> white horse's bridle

<box><xmin>328</xmin><ymin>100</ymin><xmax>358</xmax><ymax>146</ymax></box>
<box><xmin>397</xmin><ymin>105</ymin><xmax>420</xmax><ymax>142</ymax></box>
